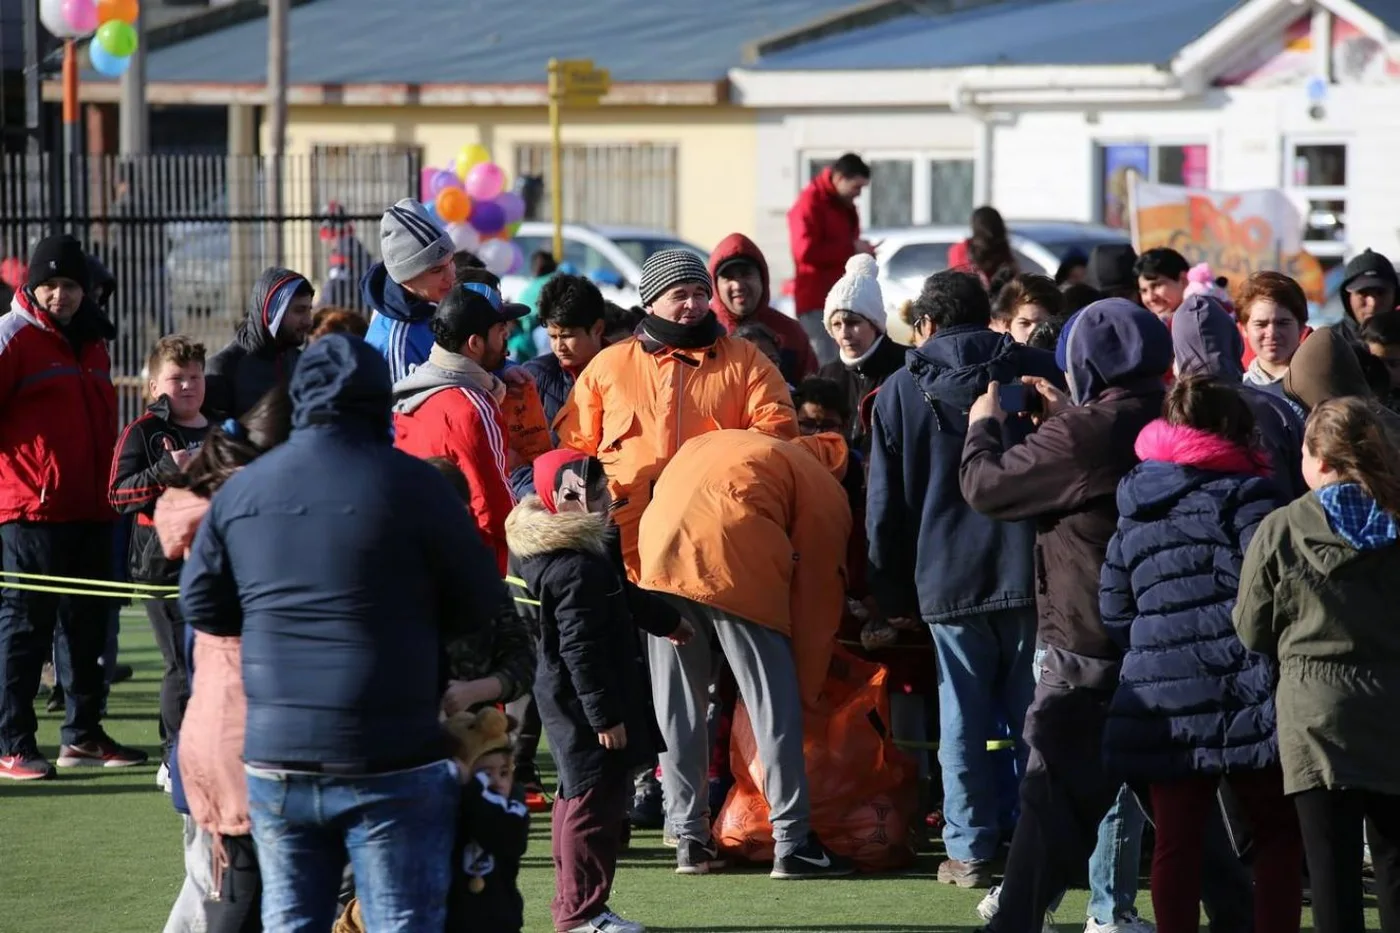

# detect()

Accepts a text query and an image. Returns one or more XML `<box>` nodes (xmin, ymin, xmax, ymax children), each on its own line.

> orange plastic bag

<box><xmin>501</xmin><ymin>379</ymin><xmax>552</xmax><ymax>471</ymax></box>
<box><xmin>714</xmin><ymin>649</ymin><xmax>918</xmax><ymax>871</ymax></box>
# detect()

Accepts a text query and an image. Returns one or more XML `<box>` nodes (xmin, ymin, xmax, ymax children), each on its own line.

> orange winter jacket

<box><xmin>638</xmin><ymin>430</ymin><xmax>850</xmax><ymax>708</ymax></box>
<box><xmin>554</xmin><ymin>330</ymin><xmax>797</xmax><ymax>578</ymax></box>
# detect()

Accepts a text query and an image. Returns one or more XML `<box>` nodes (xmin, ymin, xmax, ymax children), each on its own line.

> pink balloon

<box><xmin>419</xmin><ymin>167</ymin><xmax>437</xmax><ymax>202</ymax></box>
<box><xmin>63</xmin><ymin>0</ymin><xmax>98</xmax><ymax>33</ymax></box>
<box><xmin>464</xmin><ymin>162</ymin><xmax>505</xmax><ymax>202</ymax></box>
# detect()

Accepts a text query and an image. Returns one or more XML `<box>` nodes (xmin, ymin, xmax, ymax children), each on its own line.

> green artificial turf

<box><xmin>0</xmin><ymin>615</ymin><xmax>1374</xmax><ymax>932</ymax></box>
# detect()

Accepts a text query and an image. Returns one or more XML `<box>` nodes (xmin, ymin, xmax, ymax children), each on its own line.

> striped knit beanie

<box><xmin>639</xmin><ymin>249</ymin><xmax>711</xmax><ymax>307</ymax></box>
<box><xmin>381</xmin><ymin>199</ymin><xmax>454</xmax><ymax>285</ymax></box>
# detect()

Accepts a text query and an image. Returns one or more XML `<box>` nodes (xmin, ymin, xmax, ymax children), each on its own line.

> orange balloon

<box><xmin>97</xmin><ymin>0</ymin><xmax>139</xmax><ymax>25</ymax></box>
<box><xmin>435</xmin><ymin>187</ymin><xmax>471</xmax><ymax>225</ymax></box>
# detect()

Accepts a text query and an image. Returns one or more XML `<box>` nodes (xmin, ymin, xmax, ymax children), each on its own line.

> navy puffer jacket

<box><xmin>1101</xmin><ymin>419</ymin><xmax>1283</xmax><ymax>781</ymax></box>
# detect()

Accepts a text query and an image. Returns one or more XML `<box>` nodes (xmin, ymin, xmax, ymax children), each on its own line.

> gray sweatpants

<box><xmin>648</xmin><ymin>593</ymin><xmax>811</xmax><ymax>858</ymax></box>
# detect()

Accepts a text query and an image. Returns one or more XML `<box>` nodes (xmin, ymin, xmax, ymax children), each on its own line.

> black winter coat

<box><xmin>867</xmin><ymin>325</ymin><xmax>1062</xmax><ymax>623</ymax></box>
<box><xmin>505</xmin><ymin>497</ymin><xmax>669</xmax><ymax>798</ymax></box>
<box><xmin>447</xmin><ymin>772</ymin><xmax>530</xmax><ymax>933</ymax></box>
<box><xmin>1101</xmin><ymin>421</ymin><xmax>1283</xmax><ymax>781</ymax></box>
<box><xmin>204</xmin><ymin>267</ymin><xmax>309</xmax><ymax>420</ymax></box>
<box><xmin>109</xmin><ymin>396</ymin><xmax>209</xmax><ymax>584</ymax></box>
<box><xmin>818</xmin><ymin>335</ymin><xmax>908</xmax><ymax>453</ymax></box>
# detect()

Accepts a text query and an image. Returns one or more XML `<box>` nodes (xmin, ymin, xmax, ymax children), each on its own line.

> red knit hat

<box><xmin>533</xmin><ymin>448</ymin><xmax>590</xmax><ymax>513</ymax></box>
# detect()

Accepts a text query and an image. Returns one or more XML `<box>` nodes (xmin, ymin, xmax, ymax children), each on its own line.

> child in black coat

<box><xmin>505</xmin><ymin>450</ymin><xmax>689</xmax><ymax>933</ymax></box>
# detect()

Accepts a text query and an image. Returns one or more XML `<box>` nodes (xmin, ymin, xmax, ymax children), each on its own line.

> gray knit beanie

<box><xmin>638</xmin><ymin>249</ymin><xmax>711</xmax><ymax>307</ymax></box>
<box><xmin>380</xmin><ymin>199</ymin><xmax>454</xmax><ymax>285</ymax></box>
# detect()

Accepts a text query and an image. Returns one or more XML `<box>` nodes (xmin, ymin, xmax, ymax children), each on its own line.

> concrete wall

<box><xmin>273</xmin><ymin>104</ymin><xmax>757</xmax><ymax>254</ymax></box>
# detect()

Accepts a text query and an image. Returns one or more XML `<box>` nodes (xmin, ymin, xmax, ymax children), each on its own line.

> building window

<box><xmin>804</xmin><ymin>154</ymin><xmax>975</xmax><ymax>229</ymax></box>
<box><xmin>515</xmin><ymin>143</ymin><xmax>678</xmax><ymax>233</ymax></box>
<box><xmin>929</xmin><ymin>160</ymin><xmax>974</xmax><ymax>225</ymax></box>
<box><xmin>1097</xmin><ymin>143</ymin><xmax>1209</xmax><ymax>229</ymax></box>
<box><xmin>1287</xmin><ymin>142</ymin><xmax>1347</xmax><ymax>256</ymax></box>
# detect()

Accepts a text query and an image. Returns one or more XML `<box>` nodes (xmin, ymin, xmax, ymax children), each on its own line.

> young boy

<box><xmin>108</xmin><ymin>335</ymin><xmax>210</xmax><ymax>781</ymax></box>
<box><xmin>506</xmin><ymin>449</ymin><xmax>687</xmax><ymax>933</ymax></box>
<box><xmin>337</xmin><ymin>706</ymin><xmax>531</xmax><ymax>933</ymax></box>
<box><xmin>446</xmin><ymin>707</ymin><xmax>531</xmax><ymax>933</ymax></box>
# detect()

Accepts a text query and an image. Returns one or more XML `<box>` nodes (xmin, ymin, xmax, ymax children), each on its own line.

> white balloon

<box><xmin>447</xmin><ymin>222</ymin><xmax>479</xmax><ymax>254</ymax></box>
<box><xmin>478</xmin><ymin>239</ymin><xmax>512</xmax><ymax>277</ymax></box>
<box><xmin>40</xmin><ymin>0</ymin><xmax>82</xmax><ymax>38</ymax></box>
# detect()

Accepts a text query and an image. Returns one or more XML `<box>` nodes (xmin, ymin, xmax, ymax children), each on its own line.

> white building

<box><xmin>733</xmin><ymin>0</ymin><xmax>1400</xmax><ymax>283</ymax></box>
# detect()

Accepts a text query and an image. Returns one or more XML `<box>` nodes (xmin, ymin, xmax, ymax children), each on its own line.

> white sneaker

<box><xmin>976</xmin><ymin>885</ymin><xmax>1056</xmax><ymax>933</ymax></box>
<box><xmin>155</xmin><ymin>761</ymin><xmax>171</xmax><ymax>793</ymax></box>
<box><xmin>564</xmin><ymin>911</ymin><xmax>647</xmax><ymax>933</ymax></box>
<box><xmin>1085</xmin><ymin>914</ymin><xmax>1156</xmax><ymax>933</ymax></box>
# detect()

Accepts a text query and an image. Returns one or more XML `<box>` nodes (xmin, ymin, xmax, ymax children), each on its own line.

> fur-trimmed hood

<box><xmin>505</xmin><ymin>495</ymin><xmax>610</xmax><ymax>560</ymax></box>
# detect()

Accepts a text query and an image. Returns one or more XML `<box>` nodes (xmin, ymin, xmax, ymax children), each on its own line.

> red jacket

<box><xmin>0</xmin><ymin>291</ymin><xmax>118</xmax><ymax>524</ymax></box>
<box><xmin>787</xmin><ymin>169</ymin><xmax>860</xmax><ymax>317</ymax></box>
<box><xmin>393</xmin><ymin>384</ymin><xmax>515</xmax><ymax>573</ymax></box>
<box><xmin>708</xmin><ymin>233</ymin><xmax>819</xmax><ymax>385</ymax></box>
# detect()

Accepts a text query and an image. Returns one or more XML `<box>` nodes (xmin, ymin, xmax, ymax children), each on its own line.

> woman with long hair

<box><xmin>948</xmin><ymin>206</ymin><xmax>1017</xmax><ymax>287</ymax></box>
<box><xmin>1235</xmin><ymin>397</ymin><xmax>1400</xmax><ymax>933</ymax></box>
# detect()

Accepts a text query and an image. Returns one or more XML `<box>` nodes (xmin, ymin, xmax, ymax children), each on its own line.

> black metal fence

<box><xmin>0</xmin><ymin>150</ymin><xmax>421</xmax><ymax>422</ymax></box>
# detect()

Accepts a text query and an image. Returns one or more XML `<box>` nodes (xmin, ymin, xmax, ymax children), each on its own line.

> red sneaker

<box><xmin>0</xmin><ymin>751</ymin><xmax>56</xmax><ymax>781</ymax></box>
<box><xmin>56</xmin><ymin>734</ymin><xmax>148</xmax><ymax>768</ymax></box>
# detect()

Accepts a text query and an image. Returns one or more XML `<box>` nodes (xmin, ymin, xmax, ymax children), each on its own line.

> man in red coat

<box><xmin>709</xmin><ymin>233</ymin><xmax>818</xmax><ymax>386</ymax></box>
<box><xmin>787</xmin><ymin>153</ymin><xmax>873</xmax><ymax>366</ymax></box>
<box><xmin>0</xmin><ymin>234</ymin><xmax>146</xmax><ymax>780</ymax></box>
<box><xmin>392</xmin><ymin>284</ymin><xmax>528</xmax><ymax>572</ymax></box>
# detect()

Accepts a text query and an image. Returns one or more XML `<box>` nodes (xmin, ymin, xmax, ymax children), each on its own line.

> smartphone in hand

<box><xmin>997</xmin><ymin>383</ymin><xmax>1041</xmax><ymax>416</ymax></box>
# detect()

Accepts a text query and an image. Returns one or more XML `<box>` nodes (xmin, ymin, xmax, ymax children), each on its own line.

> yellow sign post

<box><xmin>547</xmin><ymin>58</ymin><xmax>611</xmax><ymax>260</ymax></box>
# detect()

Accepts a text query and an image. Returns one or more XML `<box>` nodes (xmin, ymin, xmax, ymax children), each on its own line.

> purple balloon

<box><xmin>496</xmin><ymin>191</ymin><xmax>525</xmax><ymax>225</ymax></box>
<box><xmin>470</xmin><ymin>199</ymin><xmax>506</xmax><ymax>236</ymax></box>
<box><xmin>428</xmin><ymin>170</ymin><xmax>460</xmax><ymax>198</ymax></box>
<box><xmin>505</xmin><ymin>241</ymin><xmax>525</xmax><ymax>275</ymax></box>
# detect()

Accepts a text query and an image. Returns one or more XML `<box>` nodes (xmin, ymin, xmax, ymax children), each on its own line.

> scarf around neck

<box><xmin>640</xmin><ymin>311</ymin><xmax>723</xmax><ymax>351</ymax></box>
<box><xmin>840</xmin><ymin>334</ymin><xmax>886</xmax><ymax>368</ymax></box>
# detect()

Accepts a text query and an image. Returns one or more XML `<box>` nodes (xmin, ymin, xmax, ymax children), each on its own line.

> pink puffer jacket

<box><xmin>156</xmin><ymin>488</ymin><xmax>250</xmax><ymax>839</ymax></box>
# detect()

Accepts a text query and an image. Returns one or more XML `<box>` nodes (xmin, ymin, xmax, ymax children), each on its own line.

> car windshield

<box><xmin>611</xmin><ymin>238</ymin><xmax>706</xmax><ymax>267</ymax></box>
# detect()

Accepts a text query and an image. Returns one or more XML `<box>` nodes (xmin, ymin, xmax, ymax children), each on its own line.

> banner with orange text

<box><xmin>1130</xmin><ymin>179</ymin><xmax>1324</xmax><ymax>304</ymax></box>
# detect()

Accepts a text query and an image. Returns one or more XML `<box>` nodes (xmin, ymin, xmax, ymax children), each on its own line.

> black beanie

<box><xmin>27</xmin><ymin>235</ymin><xmax>91</xmax><ymax>294</ymax></box>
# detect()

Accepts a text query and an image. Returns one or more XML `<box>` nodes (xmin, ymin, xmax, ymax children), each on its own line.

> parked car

<box><xmin>502</xmin><ymin>222</ymin><xmax>707</xmax><ymax>308</ymax></box>
<box><xmin>774</xmin><ymin>220</ymin><xmax>1129</xmax><ymax>338</ymax></box>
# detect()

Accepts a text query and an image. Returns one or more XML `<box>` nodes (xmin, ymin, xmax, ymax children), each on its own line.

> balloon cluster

<box><xmin>419</xmin><ymin>144</ymin><xmax>526</xmax><ymax>278</ymax></box>
<box><xmin>41</xmin><ymin>0</ymin><xmax>141</xmax><ymax>77</ymax></box>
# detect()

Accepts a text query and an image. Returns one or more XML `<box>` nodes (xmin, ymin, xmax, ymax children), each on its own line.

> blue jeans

<box><xmin>1086</xmin><ymin>784</ymin><xmax>1146</xmax><ymax>923</ymax></box>
<box><xmin>930</xmin><ymin>607</ymin><xmax>1038</xmax><ymax>863</ymax></box>
<box><xmin>247</xmin><ymin>760</ymin><xmax>459</xmax><ymax>933</ymax></box>
<box><xmin>1033</xmin><ymin>648</ymin><xmax>1145</xmax><ymax>922</ymax></box>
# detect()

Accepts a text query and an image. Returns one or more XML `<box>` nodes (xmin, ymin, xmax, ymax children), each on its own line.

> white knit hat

<box><xmin>824</xmin><ymin>254</ymin><xmax>886</xmax><ymax>332</ymax></box>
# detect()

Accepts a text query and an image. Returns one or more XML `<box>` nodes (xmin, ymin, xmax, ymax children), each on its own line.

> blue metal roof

<box><xmin>752</xmin><ymin>0</ymin><xmax>1244</xmax><ymax>70</ymax></box>
<box><xmin>138</xmin><ymin>0</ymin><xmax>859</xmax><ymax>84</ymax></box>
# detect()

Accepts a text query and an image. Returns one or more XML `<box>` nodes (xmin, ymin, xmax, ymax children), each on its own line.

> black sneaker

<box><xmin>771</xmin><ymin>835</ymin><xmax>855</xmax><ymax>880</ymax></box>
<box><xmin>630</xmin><ymin>775</ymin><xmax>664</xmax><ymax>829</ymax></box>
<box><xmin>675</xmin><ymin>836</ymin><xmax>726</xmax><ymax>875</ymax></box>
<box><xmin>45</xmin><ymin>683</ymin><xmax>65</xmax><ymax>713</ymax></box>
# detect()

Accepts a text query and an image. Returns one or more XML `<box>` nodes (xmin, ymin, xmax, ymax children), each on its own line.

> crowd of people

<box><xmin>5</xmin><ymin>147</ymin><xmax>1400</xmax><ymax>933</ymax></box>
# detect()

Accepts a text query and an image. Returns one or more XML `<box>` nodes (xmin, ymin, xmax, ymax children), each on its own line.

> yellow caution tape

<box><xmin>0</xmin><ymin>571</ymin><xmax>179</xmax><ymax>599</ymax></box>
<box><xmin>0</xmin><ymin>571</ymin><xmax>178</xmax><ymax>592</ymax></box>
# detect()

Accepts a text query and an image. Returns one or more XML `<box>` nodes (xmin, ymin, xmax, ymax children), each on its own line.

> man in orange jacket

<box><xmin>553</xmin><ymin>249</ymin><xmax>797</xmax><ymax>581</ymax></box>
<box><xmin>638</xmin><ymin>429</ymin><xmax>853</xmax><ymax>881</ymax></box>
